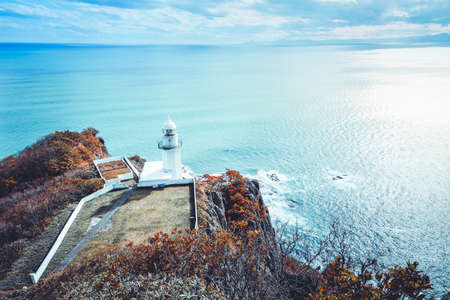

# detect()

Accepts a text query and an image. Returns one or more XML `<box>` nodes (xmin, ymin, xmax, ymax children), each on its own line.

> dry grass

<box><xmin>42</xmin><ymin>189</ymin><xmax>129</xmax><ymax>277</ymax></box>
<box><xmin>75</xmin><ymin>186</ymin><xmax>192</xmax><ymax>262</ymax></box>
<box><xmin>97</xmin><ymin>160</ymin><xmax>130</xmax><ymax>180</ymax></box>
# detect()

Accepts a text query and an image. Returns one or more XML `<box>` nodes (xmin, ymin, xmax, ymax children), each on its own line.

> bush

<box><xmin>0</xmin><ymin>128</ymin><xmax>106</xmax><ymax>279</ymax></box>
<box><xmin>7</xmin><ymin>170</ymin><xmax>436</xmax><ymax>300</ymax></box>
<box><xmin>0</xmin><ymin>128</ymin><xmax>106</xmax><ymax>197</ymax></box>
<box><xmin>0</xmin><ymin>240</ymin><xmax>24</xmax><ymax>278</ymax></box>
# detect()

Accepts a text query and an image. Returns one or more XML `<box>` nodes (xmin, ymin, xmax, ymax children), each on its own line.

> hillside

<box><xmin>6</xmin><ymin>171</ymin><xmax>436</xmax><ymax>299</ymax></box>
<box><xmin>0</xmin><ymin>129</ymin><xmax>108</xmax><ymax>283</ymax></box>
<box><xmin>0</xmin><ymin>131</ymin><xmax>439</xmax><ymax>299</ymax></box>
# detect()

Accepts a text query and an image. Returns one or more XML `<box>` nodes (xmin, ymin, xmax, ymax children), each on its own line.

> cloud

<box><xmin>73</xmin><ymin>1</ymin><xmax>295</xmax><ymax>32</ymax></box>
<box><xmin>208</xmin><ymin>12</ymin><xmax>290</xmax><ymax>27</ymax></box>
<box><xmin>205</xmin><ymin>0</ymin><xmax>301</xmax><ymax>28</ymax></box>
<box><xmin>316</xmin><ymin>0</ymin><xmax>357</xmax><ymax>4</ymax></box>
<box><xmin>67</xmin><ymin>0</ymin><xmax>163</xmax><ymax>8</ymax></box>
<box><xmin>0</xmin><ymin>0</ymin><xmax>449</xmax><ymax>44</ymax></box>
<box><xmin>332</xmin><ymin>19</ymin><xmax>348</xmax><ymax>23</ymax></box>
<box><xmin>206</xmin><ymin>0</ymin><xmax>263</xmax><ymax>14</ymax></box>
<box><xmin>385</xmin><ymin>9</ymin><xmax>409</xmax><ymax>18</ymax></box>
<box><xmin>77</xmin><ymin>5</ymin><xmax>207</xmax><ymax>33</ymax></box>
<box><xmin>0</xmin><ymin>3</ymin><xmax>59</xmax><ymax>18</ymax></box>
<box><xmin>250</xmin><ymin>29</ymin><xmax>289</xmax><ymax>41</ymax></box>
<box><xmin>319</xmin><ymin>22</ymin><xmax>450</xmax><ymax>40</ymax></box>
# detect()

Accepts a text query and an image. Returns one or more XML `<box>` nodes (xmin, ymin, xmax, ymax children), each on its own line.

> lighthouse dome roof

<box><xmin>163</xmin><ymin>118</ymin><xmax>176</xmax><ymax>130</ymax></box>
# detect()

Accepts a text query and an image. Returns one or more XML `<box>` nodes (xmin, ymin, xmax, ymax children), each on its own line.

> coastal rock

<box><xmin>195</xmin><ymin>176</ymin><xmax>278</xmax><ymax>273</ymax></box>
<box><xmin>196</xmin><ymin>178</ymin><xmax>275</xmax><ymax>242</ymax></box>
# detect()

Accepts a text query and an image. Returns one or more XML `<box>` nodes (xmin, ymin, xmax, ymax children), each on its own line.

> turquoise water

<box><xmin>0</xmin><ymin>44</ymin><xmax>449</xmax><ymax>296</ymax></box>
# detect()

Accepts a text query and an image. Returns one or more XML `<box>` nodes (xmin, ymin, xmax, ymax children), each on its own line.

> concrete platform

<box><xmin>139</xmin><ymin>161</ymin><xmax>193</xmax><ymax>186</ymax></box>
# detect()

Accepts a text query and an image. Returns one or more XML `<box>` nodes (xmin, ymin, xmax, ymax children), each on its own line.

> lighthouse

<box><xmin>138</xmin><ymin>118</ymin><xmax>192</xmax><ymax>186</ymax></box>
<box><xmin>158</xmin><ymin>118</ymin><xmax>182</xmax><ymax>178</ymax></box>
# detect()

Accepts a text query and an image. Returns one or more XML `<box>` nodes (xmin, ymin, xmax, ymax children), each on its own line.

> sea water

<box><xmin>0</xmin><ymin>44</ymin><xmax>449</xmax><ymax>296</ymax></box>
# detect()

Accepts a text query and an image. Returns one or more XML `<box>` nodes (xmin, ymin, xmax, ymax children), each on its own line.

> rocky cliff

<box><xmin>196</xmin><ymin>175</ymin><xmax>277</xmax><ymax>254</ymax></box>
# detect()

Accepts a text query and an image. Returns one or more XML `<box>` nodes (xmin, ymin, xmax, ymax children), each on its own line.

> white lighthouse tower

<box><xmin>138</xmin><ymin>118</ymin><xmax>192</xmax><ymax>187</ymax></box>
<box><xmin>158</xmin><ymin>118</ymin><xmax>182</xmax><ymax>178</ymax></box>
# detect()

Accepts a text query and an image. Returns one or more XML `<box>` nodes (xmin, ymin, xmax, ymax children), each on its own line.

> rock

<box><xmin>196</xmin><ymin>178</ymin><xmax>275</xmax><ymax>241</ymax></box>
<box><xmin>195</xmin><ymin>176</ymin><xmax>278</xmax><ymax>272</ymax></box>
<box><xmin>268</xmin><ymin>173</ymin><xmax>280</xmax><ymax>182</ymax></box>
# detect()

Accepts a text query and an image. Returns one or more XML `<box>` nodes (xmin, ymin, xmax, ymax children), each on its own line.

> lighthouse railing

<box><xmin>158</xmin><ymin>140</ymin><xmax>182</xmax><ymax>150</ymax></box>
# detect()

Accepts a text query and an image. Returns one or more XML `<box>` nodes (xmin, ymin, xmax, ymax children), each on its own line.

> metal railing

<box><xmin>158</xmin><ymin>139</ymin><xmax>183</xmax><ymax>150</ymax></box>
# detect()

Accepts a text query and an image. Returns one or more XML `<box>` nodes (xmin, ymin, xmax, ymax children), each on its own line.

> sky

<box><xmin>0</xmin><ymin>0</ymin><xmax>449</xmax><ymax>45</ymax></box>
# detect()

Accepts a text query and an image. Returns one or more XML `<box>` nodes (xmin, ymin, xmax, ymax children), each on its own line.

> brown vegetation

<box><xmin>0</xmin><ymin>127</ymin><xmax>107</xmax><ymax>197</ymax></box>
<box><xmin>0</xmin><ymin>128</ymin><xmax>107</xmax><ymax>279</ymax></box>
<box><xmin>0</xmin><ymin>151</ymin><xmax>438</xmax><ymax>300</ymax></box>
<box><xmin>5</xmin><ymin>170</ymin><xmax>436</xmax><ymax>299</ymax></box>
<box><xmin>127</xmin><ymin>155</ymin><xmax>145</xmax><ymax>173</ymax></box>
<box><xmin>97</xmin><ymin>160</ymin><xmax>131</xmax><ymax>180</ymax></box>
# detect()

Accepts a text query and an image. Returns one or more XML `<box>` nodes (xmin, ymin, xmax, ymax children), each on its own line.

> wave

<box><xmin>246</xmin><ymin>170</ymin><xmax>306</xmax><ymax>226</ymax></box>
<box><xmin>323</xmin><ymin>167</ymin><xmax>360</xmax><ymax>190</ymax></box>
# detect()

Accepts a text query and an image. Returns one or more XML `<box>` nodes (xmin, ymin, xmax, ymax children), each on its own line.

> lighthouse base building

<box><xmin>138</xmin><ymin>118</ymin><xmax>193</xmax><ymax>187</ymax></box>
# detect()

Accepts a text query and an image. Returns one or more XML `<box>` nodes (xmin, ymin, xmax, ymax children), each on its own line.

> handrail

<box><xmin>192</xmin><ymin>178</ymin><xmax>199</xmax><ymax>230</ymax></box>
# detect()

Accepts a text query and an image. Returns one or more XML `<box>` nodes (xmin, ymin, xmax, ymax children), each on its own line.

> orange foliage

<box><xmin>201</xmin><ymin>169</ymin><xmax>269</xmax><ymax>235</ymax></box>
<box><xmin>309</xmin><ymin>257</ymin><xmax>432</xmax><ymax>299</ymax></box>
<box><xmin>0</xmin><ymin>128</ymin><xmax>106</xmax><ymax>197</ymax></box>
<box><xmin>33</xmin><ymin>225</ymin><xmax>268</xmax><ymax>299</ymax></box>
<box><xmin>32</xmin><ymin>170</ymin><xmax>272</xmax><ymax>299</ymax></box>
<box><xmin>0</xmin><ymin>128</ymin><xmax>106</xmax><ymax>278</ymax></box>
<box><xmin>19</xmin><ymin>169</ymin><xmax>435</xmax><ymax>300</ymax></box>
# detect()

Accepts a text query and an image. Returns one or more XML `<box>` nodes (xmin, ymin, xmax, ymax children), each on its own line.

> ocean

<box><xmin>0</xmin><ymin>44</ymin><xmax>449</xmax><ymax>296</ymax></box>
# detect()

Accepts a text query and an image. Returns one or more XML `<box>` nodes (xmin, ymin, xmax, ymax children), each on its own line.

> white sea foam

<box><xmin>247</xmin><ymin>170</ymin><xmax>306</xmax><ymax>226</ymax></box>
<box><xmin>324</xmin><ymin>168</ymin><xmax>359</xmax><ymax>190</ymax></box>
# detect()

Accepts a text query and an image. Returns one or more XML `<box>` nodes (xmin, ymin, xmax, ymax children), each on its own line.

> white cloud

<box><xmin>316</xmin><ymin>22</ymin><xmax>450</xmax><ymax>40</ymax></box>
<box><xmin>2</xmin><ymin>0</ymin><xmax>450</xmax><ymax>44</ymax></box>
<box><xmin>241</xmin><ymin>0</ymin><xmax>265</xmax><ymax>5</ymax></box>
<box><xmin>316</xmin><ymin>0</ymin><xmax>357</xmax><ymax>4</ymax></box>
<box><xmin>250</xmin><ymin>29</ymin><xmax>289</xmax><ymax>41</ymax></box>
<box><xmin>332</xmin><ymin>19</ymin><xmax>348</xmax><ymax>23</ymax></box>
<box><xmin>206</xmin><ymin>0</ymin><xmax>299</xmax><ymax>28</ymax></box>
<box><xmin>298</xmin><ymin>17</ymin><xmax>311</xmax><ymax>24</ymax></box>
<box><xmin>207</xmin><ymin>10</ymin><xmax>290</xmax><ymax>27</ymax></box>
<box><xmin>207</xmin><ymin>0</ymin><xmax>263</xmax><ymax>14</ymax></box>
<box><xmin>385</xmin><ymin>9</ymin><xmax>409</xmax><ymax>18</ymax></box>
<box><xmin>68</xmin><ymin>3</ymin><xmax>208</xmax><ymax>33</ymax></box>
<box><xmin>0</xmin><ymin>3</ymin><xmax>59</xmax><ymax>18</ymax></box>
<box><xmin>0</xmin><ymin>0</ymin><xmax>298</xmax><ymax>41</ymax></box>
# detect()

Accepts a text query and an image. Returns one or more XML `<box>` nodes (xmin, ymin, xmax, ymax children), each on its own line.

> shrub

<box><xmin>0</xmin><ymin>240</ymin><xmax>25</xmax><ymax>278</ymax></box>
<box><xmin>0</xmin><ymin>128</ymin><xmax>106</xmax><ymax>279</ymax></box>
<box><xmin>0</xmin><ymin>128</ymin><xmax>106</xmax><ymax>197</ymax></box>
<box><xmin>6</xmin><ymin>170</ymin><xmax>436</xmax><ymax>300</ymax></box>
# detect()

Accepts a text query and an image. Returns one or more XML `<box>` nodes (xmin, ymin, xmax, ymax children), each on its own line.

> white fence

<box><xmin>137</xmin><ymin>178</ymin><xmax>194</xmax><ymax>188</ymax></box>
<box><xmin>29</xmin><ymin>184</ymin><xmax>124</xmax><ymax>284</ymax></box>
<box><xmin>192</xmin><ymin>178</ymin><xmax>199</xmax><ymax>230</ymax></box>
<box><xmin>29</xmin><ymin>160</ymin><xmax>197</xmax><ymax>284</ymax></box>
<box><xmin>123</xmin><ymin>157</ymin><xmax>140</xmax><ymax>177</ymax></box>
